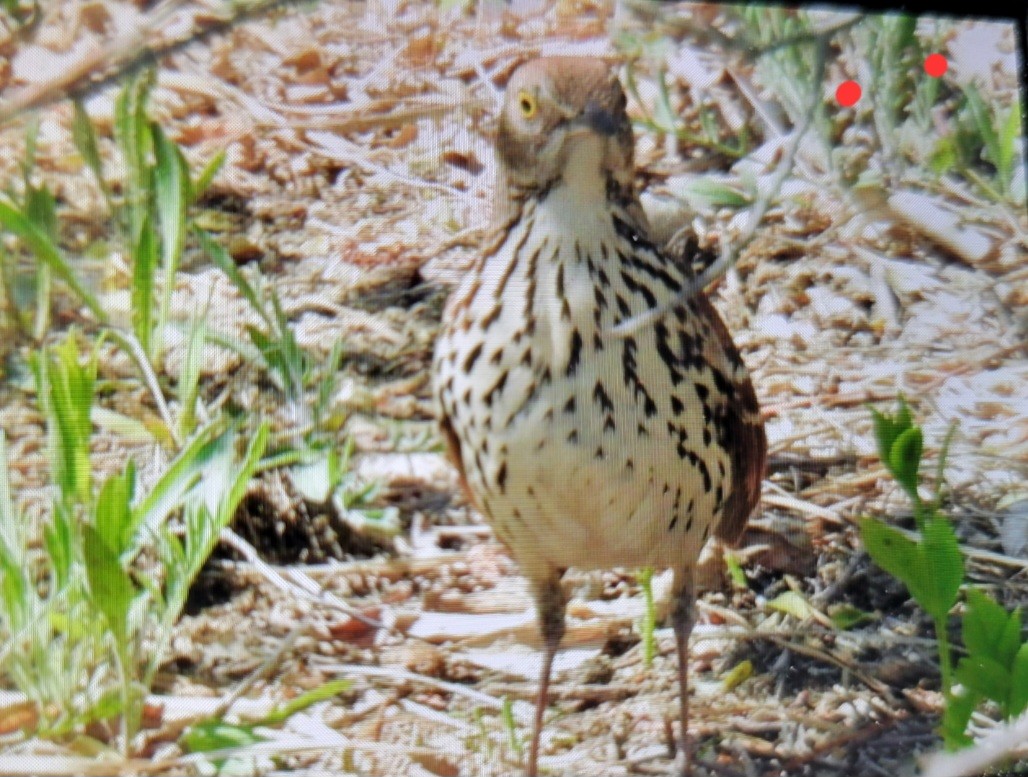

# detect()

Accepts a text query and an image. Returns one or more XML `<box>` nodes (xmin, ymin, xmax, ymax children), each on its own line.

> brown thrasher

<box><xmin>433</xmin><ymin>57</ymin><xmax>766</xmax><ymax>776</ymax></box>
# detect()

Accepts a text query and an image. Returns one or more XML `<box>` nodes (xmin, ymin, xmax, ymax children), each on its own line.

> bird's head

<box><xmin>495</xmin><ymin>57</ymin><xmax>635</xmax><ymax>199</ymax></box>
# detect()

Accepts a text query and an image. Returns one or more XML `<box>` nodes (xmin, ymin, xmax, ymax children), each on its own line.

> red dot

<box><xmin>924</xmin><ymin>53</ymin><xmax>948</xmax><ymax>78</ymax></box>
<box><xmin>836</xmin><ymin>80</ymin><xmax>861</xmax><ymax>107</ymax></box>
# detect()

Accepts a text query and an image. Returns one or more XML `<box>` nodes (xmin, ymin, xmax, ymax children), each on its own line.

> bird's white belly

<box><xmin>435</xmin><ymin>189</ymin><xmax>730</xmax><ymax>580</ymax></box>
<box><xmin>485</xmin><ymin>355</ymin><xmax>713</xmax><ymax>575</ymax></box>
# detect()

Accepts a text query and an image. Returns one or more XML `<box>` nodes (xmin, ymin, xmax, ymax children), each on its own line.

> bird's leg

<box><xmin>671</xmin><ymin>568</ymin><xmax>696</xmax><ymax>777</ymax></box>
<box><xmin>527</xmin><ymin>574</ymin><xmax>566</xmax><ymax>777</ymax></box>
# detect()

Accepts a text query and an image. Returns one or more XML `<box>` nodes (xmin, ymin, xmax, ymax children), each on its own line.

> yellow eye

<box><xmin>517</xmin><ymin>90</ymin><xmax>537</xmax><ymax>118</ymax></box>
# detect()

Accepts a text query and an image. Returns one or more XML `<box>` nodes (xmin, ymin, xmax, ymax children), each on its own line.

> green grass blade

<box><xmin>192</xmin><ymin>149</ymin><xmax>226</xmax><ymax>201</ymax></box>
<box><xmin>132</xmin><ymin>214</ymin><xmax>157</xmax><ymax>357</ymax></box>
<box><xmin>0</xmin><ymin>201</ymin><xmax>105</xmax><ymax>320</ymax></box>
<box><xmin>82</xmin><ymin>525</ymin><xmax>134</xmax><ymax>644</ymax></box>
<box><xmin>198</xmin><ymin>228</ymin><xmax>272</xmax><ymax>328</ymax></box>
<box><xmin>152</xmin><ymin>123</ymin><xmax>189</xmax><ymax>360</ymax></box>
<box><xmin>71</xmin><ymin>100</ymin><xmax>111</xmax><ymax>208</ymax></box>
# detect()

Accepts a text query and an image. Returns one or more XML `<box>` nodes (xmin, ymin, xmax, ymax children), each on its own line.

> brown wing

<box><xmin>695</xmin><ymin>294</ymin><xmax>767</xmax><ymax>546</ymax></box>
<box><xmin>438</xmin><ymin>411</ymin><xmax>482</xmax><ymax>513</ymax></box>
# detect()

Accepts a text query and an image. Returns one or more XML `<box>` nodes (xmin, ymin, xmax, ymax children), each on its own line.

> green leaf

<box><xmin>964</xmin><ymin>84</ymin><xmax>1005</xmax><ymax>186</ymax></box>
<box><xmin>891</xmin><ymin>14</ymin><xmax>917</xmax><ymax>51</ymax></box>
<box><xmin>0</xmin><ymin>200</ymin><xmax>105</xmax><ymax>320</ymax></box>
<box><xmin>261</xmin><ymin>679</ymin><xmax>352</xmax><ymax>725</ymax></box>
<box><xmin>82</xmin><ymin>525</ymin><xmax>134</xmax><ymax>644</ymax></box>
<box><xmin>192</xmin><ymin>149</ymin><xmax>226</xmax><ymax>201</ymax></box>
<box><xmin>129</xmin><ymin>420</ymin><xmax>231</xmax><ymax>554</ymax></box>
<box><xmin>25</xmin><ymin>184</ymin><xmax>57</xmax><ymax>240</ymax></box>
<box><xmin>859</xmin><ymin>518</ymin><xmax>919</xmax><ymax>586</ymax></box>
<box><xmin>43</xmin><ymin>501</ymin><xmax>74</xmax><ymax>590</ymax></box>
<box><xmin>95</xmin><ymin>464</ymin><xmax>135</xmax><ymax>555</ymax></box>
<box><xmin>954</xmin><ymin>654</ymin><xmax>1009</xmax><ymax>704</ymax></box>
<box><xmin>829</xmin><ymin>604</ymin><xmax>875</xmax><ymax>630</ymax></box>
<box><xmin>929</xmin><ymin>136</ymin><xmax>958</xmax><ymax>176</ymax></box>
<box><xmin>889</xmin><ymin>426</ymin><xmax>923</xmax><ymax>499</ymax></box>
<box><xmin>998</xmin><ymin>104</ymin><xmax>1020</xmax><ymax>194</ymax></box>
<box><xmin>114</xmin><ymin>67</ymin><xmax>155</xmax><ymax>239</ymax></box>
<box><xmin>1009</xmin><ymin>643</ymin><xmax>1028</xmax><ymax>717</ymax></box>
<box><xmin>0</xmin><ymin>432</ymin><xmax>29</xmax><ymax>630</ymax></box>
<box><xmin>939</xmin><ymin>684</ymin><xmax>977</xmax><ymax>750</ymax></box>
<box><xmin>916</xmin><ymin>517</ymin><xmax>963</xmax><ymax>622</ymax></box>
<box><xmin>177</xmin><ymin>312</ymin><xmax>207</xmax><ymax>440</ymax></box>
<box><xmin>767</xmin><ymin>591</ymin><xmax>815</xmax><ymax>621</ymax></box>
<box><xmin>40</xmin><ymin>335</ymin><xmax>96</xmax><ymax>504</ymax></box>
<box><xmin>131</xmin><ymin>214</ymin><xmax>157</xmax><ymax>356</ymax></box>
<box><xmin>652</xmin><ymin>69</ymin><xmax>678</xmax><ymax>133</ymax></box>
<box><xmin>199</xmin><ymin>228</ymin><xmax>273</xmax><ymax>327</ymax></box>
<box><xmin>963</xmin><ymin>587</ymin><xmax>1020</xmax><ymax>667</ymax></box>
<box><xmin>673</xmin><ymin>177</ymin><xmax>751</xmax><ymax>209</ymax></box>
<box><xmin>870</xmin><ymin>404</ymin><xmax>907</xmax><ymax>468</ymax></box>
<box><xmin>721</xmin><ymin>659</ymin><xmax>753</xmax><ymax>691</ymax></box>
<box><xmin>151</xmin><ymin>123</ymin><xmax>189</xmax><ymax>277</ymax></box>
<box><xmin>723</xmin><ymin>551</ymin><xmax>748</xmax><ymax>589</ymax></box>
<box><xmin>501</xmin><ymin>695</ymin><xmax>523</xmax><ymax>755</ymax></box>
<box><xmin>72</xmin><ymin>100</ymin><xmax>111</xmax><ymax>206</ymax></box>
<box><xmin>181</xmin><ymin>720</ymin><xmax>264</xmax><ymax>753</ymax></box>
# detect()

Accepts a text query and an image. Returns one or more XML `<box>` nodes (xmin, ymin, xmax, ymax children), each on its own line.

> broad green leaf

<box><xmin>939</xmin><ymin>685</ymin><xmax>977</xmax><ymax>750</ymax></box>
<box><xmin>954</xmin><ymin>654</ymin><xmax>1009</xmax><ymax>704</ymax></box>
<box><xmin>95</xmin><ymin>464</ymin><xmax>135</xmax><ymax>555</ymax></box>
<box><xmin>859</xmin><ymin>518</ymin><xmax>919</xmax><ymax>586</ymax></box>
<box><xmin>889</xmin><ymin>426</ymin><xmax>922</xmax><ymax>499</ymax></box>
<box><xmin>916</xmin><ymin>517</ymin><xmax>963</xmax><ymax>622</ymax></box>
<box><xmin>963</xmin><ymin>587</ymin><xmax>1020</xmax><ymax>667</ymax></box>
<box><xmin>1010</xmin><ymin>643</ymin><xmax>1028</xmax><ymax>717</ymax></box>
<box><xmin>870</xmin><ymin>405</ymin><xmax>904</xmax><ymax>467</ymax></box>
<box><xmin>82</xmin><ymin>525</ymin><xmax>134</xmax><ymax>644</ymax></box>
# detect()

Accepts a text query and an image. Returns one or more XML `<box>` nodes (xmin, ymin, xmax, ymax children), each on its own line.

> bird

<box><xmin>432</xmin><ymin>56</ymin><xmax>766</xmax><ymax>776</ymax></box>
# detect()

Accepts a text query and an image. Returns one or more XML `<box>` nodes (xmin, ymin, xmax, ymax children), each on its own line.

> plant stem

<box><xmin>935</xmin><ymin>615</ymin><xmax>954</xmax><ymax>698</ymax></box>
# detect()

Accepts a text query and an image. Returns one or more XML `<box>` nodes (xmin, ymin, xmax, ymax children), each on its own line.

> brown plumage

<box><xmin>433</xmin><ymin>56</ymin><xmax>766</xmax><ymax>776</ymax></box>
